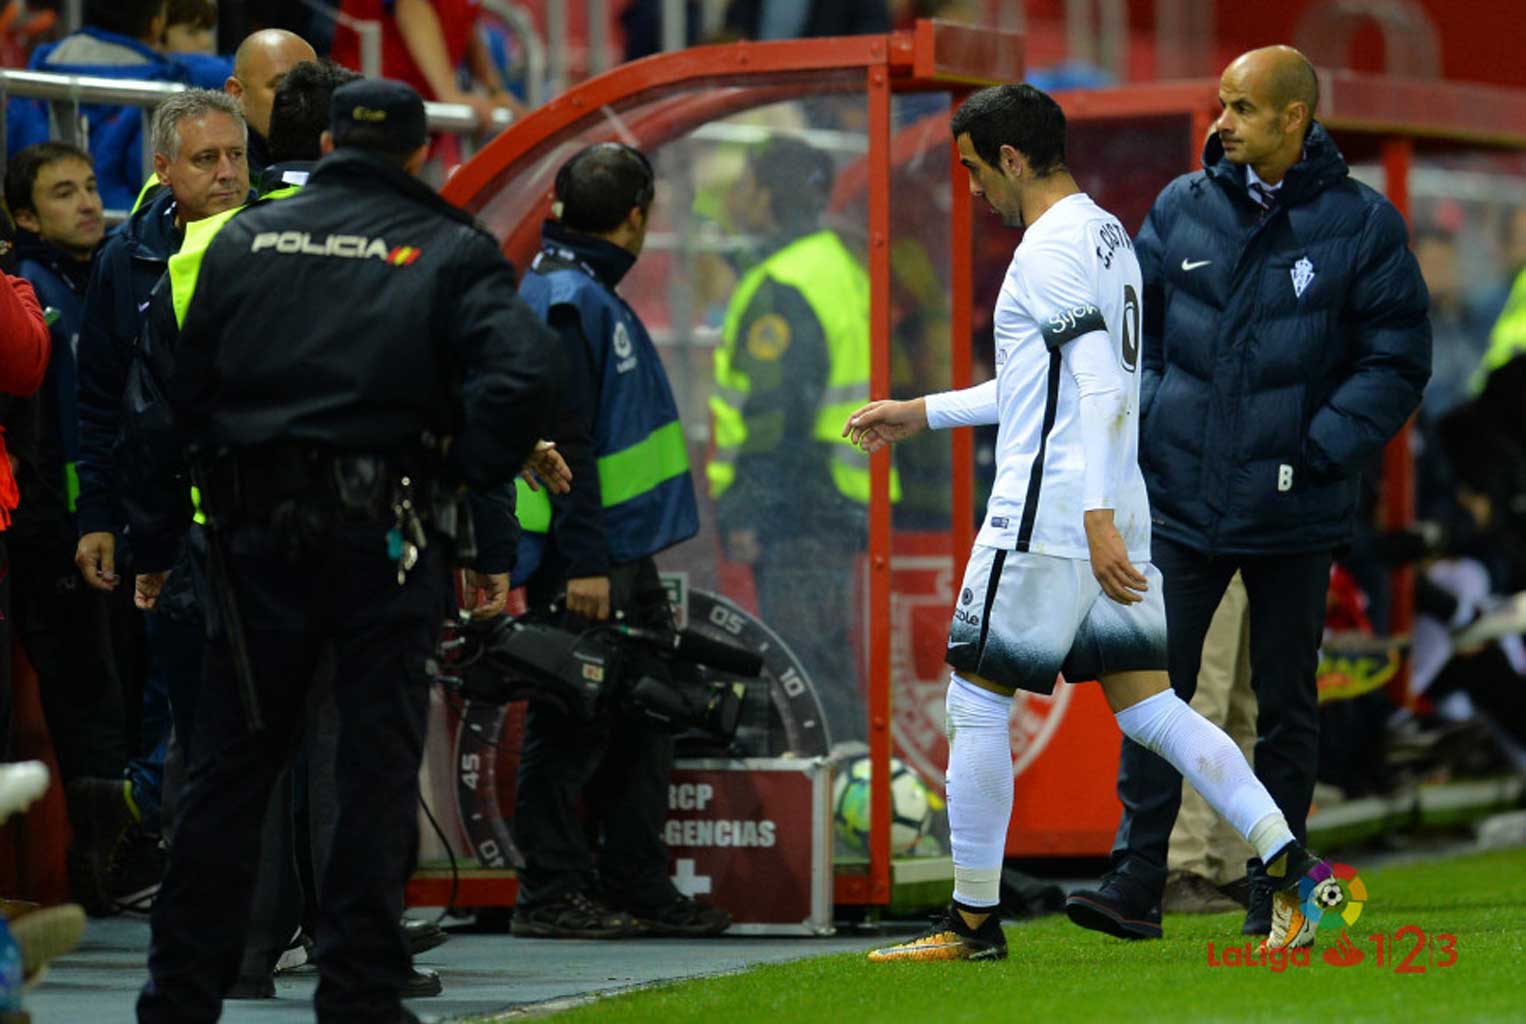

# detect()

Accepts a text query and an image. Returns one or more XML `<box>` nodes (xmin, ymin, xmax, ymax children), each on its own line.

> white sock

<box><xmin>1114</xmin><ymin>689</ymin><xmax>1295</xmax><ymax>863</ymax></box>
<box><xmin>945</xmin><ymin>674</ymin><xmax>1013</xmax><ymax>909</ymax></box>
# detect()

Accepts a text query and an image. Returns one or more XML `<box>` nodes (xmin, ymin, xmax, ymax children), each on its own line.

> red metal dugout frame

<box><xmin>437</xmin><ymin>27</ymin><xmax>1526</xmax><ymax>906</ymax></box>
<box><xmin>441</xmin><ymin>19</ymin><xmax>1020</xmax><ymax>909</ymax></box>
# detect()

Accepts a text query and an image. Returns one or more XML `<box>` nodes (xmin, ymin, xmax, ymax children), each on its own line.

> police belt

<box><xmin>196</xmin><ymin>444</ymin><xmax>439</xmax><ymax>528</ymax></box>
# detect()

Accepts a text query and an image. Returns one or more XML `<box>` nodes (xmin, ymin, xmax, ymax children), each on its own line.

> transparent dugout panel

<box><xmin>477</xmin><ymin>80</ymin><xmax>879</xmax><ymax>759</ymax></box>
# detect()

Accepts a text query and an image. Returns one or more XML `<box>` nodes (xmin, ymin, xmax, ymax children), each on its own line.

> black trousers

<box><xmin>1110</xmin><ymin>534</ymin><xmax>1331</xmax><ymax>895</ymax></box>
<box><xmin>513</xmin><ymin>557</ymin><xmax>681</xmax><ymax>911</ymax></box>
<box><xmin>138</xmin><ymin>521</ymin><xmax>446</xmax><ymax>1024</ymax></box>
<box><xmin>7</xmin><ymin>522</ymin><xmax>130</xmax><ymax>782</ymax></box>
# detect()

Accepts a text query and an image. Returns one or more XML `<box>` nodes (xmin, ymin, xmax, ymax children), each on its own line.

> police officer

<box><xmin>510</xmin><ymin>143</ymin><xmax>730</xmax><ymax>939</ymax></box>
<box><xmin>709</xmin><ymin>137</ymin><xmax>897</xmax><ymax>745</ymax></box>
<box><xmin>130</xmin><ymin>79</ymin><xmax>563</xmax><ymax>1023</ymax></box>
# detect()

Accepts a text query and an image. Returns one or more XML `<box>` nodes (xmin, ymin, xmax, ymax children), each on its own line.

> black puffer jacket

<box><xmin>1136</xmin><ymin>123</ymin><xmax>1431</xmax><ymax>555</ymax></box>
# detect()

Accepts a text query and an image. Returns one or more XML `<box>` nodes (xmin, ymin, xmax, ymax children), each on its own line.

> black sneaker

<box><xmin>511</xmin><ymin>891</ymin><xmax>641</xmax><ymax>939</ymax></box>
<box><xmin>1263</xmin><ymin>841</ymin><xmax>1337</xmax><ymax>951</ymax></box>
<box><xmin>107</xmin><ymin>826</ymin><xmax>167</xmax><ymax>913</ymax></box>
<box><xmin>402</xmin><ymin>916</ymin><xmax>448</xmax><ymax>956</ymax></box>
<box><xmin>1065</xmin><ymin>871</ymin><xmax>1163</xmax><ymax>940</ymax></box>
<box><xmin>1242</xmin><ymin>878</ymin><xmax>1273</xmax><ymax>937</ymax></box>
<box><xmin>403</xmin><ymin>966</ymin><xmax>442</xmax><ymax>998</ymax></box>
<box><xmin>274</xmin><ymin>928</ymin><xmax>314</xmax><ymax>975</ymax></box>
<box><xmin>627</xmin><ymin>895</ymin><xmax>731</xmax><ymax>937</ymax></box>
<box><xmin>65</xmin><ymin>778</ymin><xmax>136</xmax><ymax>918</ymax></box>
<box><xmin>868</xmin><ymin>903</ymin><xmax>1008</xmax><ymax>962</ymax></box>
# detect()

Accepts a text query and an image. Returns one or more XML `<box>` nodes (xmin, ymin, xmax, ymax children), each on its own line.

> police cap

<box><xmin>330</xmin><ymin>78</ymin><xmax>427</xmax><ymax>155</ymax></box>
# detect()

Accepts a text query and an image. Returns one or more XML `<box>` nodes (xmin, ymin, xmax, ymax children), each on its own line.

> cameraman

<box><xmin>511</xmin><ymin>143</ymin><xmax>730</xmax><ymax>939</ymax></box>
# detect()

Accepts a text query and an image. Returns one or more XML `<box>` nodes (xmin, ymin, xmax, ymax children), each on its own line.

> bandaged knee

<box><xmin>945</xmin><ymin>674</ymin><xmax>1013</xmax><ymax>908</ymax></box>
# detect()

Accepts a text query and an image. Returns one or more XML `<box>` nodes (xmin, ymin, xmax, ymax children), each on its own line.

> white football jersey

<box><xmin>977</xmin><ymin>192</ymin><xmax>1151</xmax><ymax>560</ymax></box>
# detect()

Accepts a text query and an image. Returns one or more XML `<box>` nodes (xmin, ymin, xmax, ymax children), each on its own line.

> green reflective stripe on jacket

<box><xmin>64</xmin><ymin>461</ymin><xmax>78</xmax><ymax>514</ymax></box>
<box><xmin>597</xmin><ymin>420</ymin><xmax>690</xmax><ymax>507</ymax></box>
<box><xmin>1476</xmin><ymin>266</ymin><xmax>1526</xmax><ymax>391</ymax></box>
<box><xmin>190</xmin><ymin>485</ymin><xmax>206</xmax><ymax>526</ymax></box>
<box><xmin>518</xmin><ymin>421</ymin><xmax>691</xmax><ymax>536</ymax></box>
<box><xmin>712</xmin><ymin>229</ymin><xmax>899</xmax><ymax>503</ymax></box>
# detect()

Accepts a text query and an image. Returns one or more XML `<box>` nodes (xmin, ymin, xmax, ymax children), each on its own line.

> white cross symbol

<box><xmin>671</xmin><ymin>858</ymin><xmax>712</xmax><ymax>897</ymax></box>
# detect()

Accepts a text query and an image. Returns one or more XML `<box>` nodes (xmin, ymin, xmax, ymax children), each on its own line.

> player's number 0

<box><xmin>1121</xmin><ymin>283</ymin><xmax>1140</xmax><ymax>372</ymax></box>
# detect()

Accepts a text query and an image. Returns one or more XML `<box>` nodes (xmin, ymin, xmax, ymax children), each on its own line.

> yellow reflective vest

<box><xmin>1476</xmin><ymin>265</ymin><xmax>1526</xmax><ymax>390</ymax></box>
<box><xmin>708</xmin><ymin>229</ymin><xmax>899</xmax><ymax>504</ymax></box>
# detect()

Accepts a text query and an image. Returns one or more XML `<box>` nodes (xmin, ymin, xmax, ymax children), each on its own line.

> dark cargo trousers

<box><xmin>138</xmin><ymin>522</ymin><xmax>446</xmax><ymax>1023</ymax></box>
<box><xmin>513</xmin><ymin>557</ymin><xmax>682</xmax><ymax>912</ymax></box>
<box><xmin>1109</xmin><ymin>534</ymin><xmax>1332</xmax><ymax>895</ymax></box>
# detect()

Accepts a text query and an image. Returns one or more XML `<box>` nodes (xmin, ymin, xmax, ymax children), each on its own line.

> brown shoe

<box><xmin>1163</xmin><ymin>872</ymin><xmax>1239</xmax><ymax>915</ymax></box>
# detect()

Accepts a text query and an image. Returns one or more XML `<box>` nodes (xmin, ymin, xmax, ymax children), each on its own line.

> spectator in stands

<box><xmin>71</xmin><ymin>89</ymin><xmax>253</xmax><ymax>918</ymax></box>
<box><xmin>162</xmin><ymin>0</ymin><xmax>219</xmax><ymax>55</ymax></box>
<box><xmin>4</xmin><ymin>142</ymin><xmax>154</xmax><ymax>911</ymax></box>
<box><xmin>331</xmin><ymin>0</ymin><xmax>521</xmax><ymax>129</ymax></box>
<box><xmin>223</xmin><ymin>28</ymin><xmax>317</xmax><ymax>181</ymax></box>
<box><xmin>0</xmin><ymin>209</ymin><xmax>53</xmax><ymax>754</ymax></box>
<box><xmin>723</xmin><ymin>0</ymin><xmax>890</xmax><ymax>39</ymax></box>
<box><xmin>5</xmin><ymin>1</ymin><xmax>231</xmax><ymax>212</ymax></box>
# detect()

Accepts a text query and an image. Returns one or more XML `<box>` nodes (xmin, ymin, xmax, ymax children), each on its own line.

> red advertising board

<box><xmin>665</xmin><ymin>759</ymin><xmax>834</xmax><ymax>935</ymax></box>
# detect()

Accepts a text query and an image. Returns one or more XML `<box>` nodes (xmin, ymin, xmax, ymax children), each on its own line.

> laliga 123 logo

<box><xmin>1303</xmin><ymin>861</ymin><xmax>1367</xmax><ymax>933</ymax></box>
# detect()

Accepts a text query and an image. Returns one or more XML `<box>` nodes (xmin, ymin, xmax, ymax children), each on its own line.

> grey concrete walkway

<box><xmin>25</xmin><ymin>917</ymin><xmax>881</xmax><ymax>1022</ymax></box>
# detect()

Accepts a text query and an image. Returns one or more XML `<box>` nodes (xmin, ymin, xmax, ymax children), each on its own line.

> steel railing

<box><xmin>0</xmin><ymin>69</ymin><xmax>511</xmax><ymax>217</ymax></box>
<box><xmin>480</xmin><ymin>0</ymin><xmax>548</xmax><ymax>109</ymax></box>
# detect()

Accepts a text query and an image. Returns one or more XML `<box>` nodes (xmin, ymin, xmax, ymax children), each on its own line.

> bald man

<box><xmin>1068</xmin><ymin>46</ymin><xmax>1430</xmax><ymax>941</ymax></box>
<box><xmin>225</xmin><ymin>29</ymin><xmax>317</xmax><ymax>175</ymax></box>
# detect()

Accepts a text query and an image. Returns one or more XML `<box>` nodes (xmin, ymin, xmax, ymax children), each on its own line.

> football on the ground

<box><xmin>833</xmin><ymin>756</ymin><xmax>934</xmax><ymax>856</ymax></box>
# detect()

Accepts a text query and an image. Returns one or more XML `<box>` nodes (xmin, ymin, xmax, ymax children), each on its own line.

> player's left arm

<box><xmin>1303</xmin><ymin>201</ymin><xmax>1431</xmax><ymax>483</ymax></box>
<box><xmin>1033</xmin><ymin>241</ymin><xmax>1147</xmax><ymax>604</ymax></box>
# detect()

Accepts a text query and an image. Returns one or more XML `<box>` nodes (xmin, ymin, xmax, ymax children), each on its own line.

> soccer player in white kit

<box><xmin>848</xmin><ymin>84</ymin><xmax>1335</xmax><ymax>962</ymax></box>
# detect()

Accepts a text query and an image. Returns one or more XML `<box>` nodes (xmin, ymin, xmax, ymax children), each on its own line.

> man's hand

<box><xmin>462</xmin><ymin>570</ymin><xmax>510</xmax><ymax>619</ymax></box>
<box><xmin>521</xmin><ymin>440</ymin><xmax>572</xmax><ymax>495</ymax></box>
<box><xmin>75</xmin><ymin>531</ymin><xmax>119</xmax><ymax>591</ymax></box>
<box><xmin>843</xmin><ymin>398</ymin><xmax>928</xmax><ymax>453</ymax></box>
<box><xmin>135</xmin><ymin>571</ymin><xmax>170</xmax><ymax>611</ymax></box>
<box><xmin>1084</xmin><ymin>509</ymin><xmax>1148</xmax><ymax>605</ymax></box>
<box><xmin>565</xmin><ymin>575</ymin><xmax>611</xmax><ymax>621</ymax></box>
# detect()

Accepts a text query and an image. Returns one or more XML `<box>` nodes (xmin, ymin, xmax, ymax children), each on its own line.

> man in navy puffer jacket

<box><xmin>1068</xmin><ymin>46</ymin><xmax>1430</xmax><ymax>943</ymax></box>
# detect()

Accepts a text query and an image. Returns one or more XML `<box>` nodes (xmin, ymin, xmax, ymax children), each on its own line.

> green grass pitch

<box><xmin>545</xmin><ymin>847</ymin><xmax>1525</xmax><ymax>1023</ymax></box>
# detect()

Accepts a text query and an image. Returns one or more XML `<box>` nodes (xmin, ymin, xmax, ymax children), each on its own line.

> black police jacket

<box><xmin>130</xmin><ymin>148</ymin><xmax>562</xmax><ymax>570</ymax></box>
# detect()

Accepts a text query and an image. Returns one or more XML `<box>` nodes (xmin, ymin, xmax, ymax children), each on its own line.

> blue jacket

<box><xmin>1136</xmin><ymin>123</ymin><xmax>1431</xmax><ymax>555</ymax></box>
<box><xmin>514</xmin><ymin>224</ymin><xmax>698</xmax><ymax>586</ymax></box>
<box><xmin>14</xmin><ymin>231</ymin><xmax>94</xmax><ymax>519</ymax></box>
<box><xmin>7</xmin><ymin>29</ymin><xmax>232</xmax><ymax>211</ymax></box>
<box><xmin>75</xmin><ymin>185</ymin><xmax>185</xmax><ymax>536</ymax></box>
